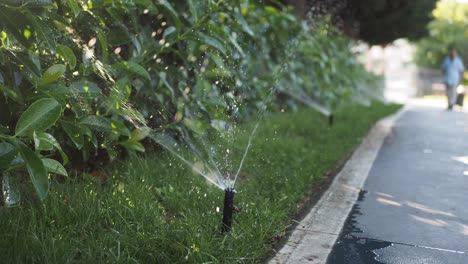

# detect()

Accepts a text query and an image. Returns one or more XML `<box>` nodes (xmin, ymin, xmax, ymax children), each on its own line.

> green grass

<box><xmin>0</xmin><ymin>102</ymin><xmax>401</xmax><ymax>263</ymax></box>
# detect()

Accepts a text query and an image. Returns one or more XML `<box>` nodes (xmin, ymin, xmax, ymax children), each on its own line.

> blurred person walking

<box><xmin>441</xmin><ymin>48</ymin><xmax>465</xmax><ymax>110</ymax></box>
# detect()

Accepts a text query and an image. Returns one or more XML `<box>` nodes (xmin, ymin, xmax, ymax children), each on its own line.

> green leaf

<box><xmin>59</xmin><ymin>150</ymin><xmax>69</xmax><ymax>165</ymax></box>
<box><xmin>110</xmin><ymin>120</ymin><xmax>131</xmax><ymax>137</ymax></box>
<box><xmin>57</xmin><ymin>44</ymin><xmax>76</xmax><ymax>69</ymax></box>
<box><xmin>130</xmin><ymin>127</ymin><xmax>151</xmax><ymax>141</ymax></box>
<box><xmin>158</xmin><ymin>72</ymin><xmax>175</xmax><ymax>96</ymax></box>
<box><xmin>2</xmin><ymin>172</ymin><xmax>20</xmax><ymax>207</ymax></box>
<box><xmin>19</xmin><ymin>145</ymin><xmax>49</xmax><ymax>201</ymax></box>
<box><xmin>42</xmin><ymin>64</ymin><xmax>66</xmax><ymax>85</ymax></box>
<box><xmin>96</xmin><ymin>29</ymin><xmax>108</xmax><ymax>63</ymax></box>
<box><xmin>33</xmin><ymin>131</ymin><xmax>59</xmax><ymax>151</ymax></box>
<box><xmin>113</xmin><ymin>61</ymin><xmax>151</xmax><ymax>81</ymax></box>
<box><xmin>194</xmin><ymin>33</ymin><xmax>227</xmax><ymax>55</ymax></box>
<box><xmin>228</xmin><ymin>34</ymin><xmax>245</xmax><ymax>57</ymax></box>
<box><xmin>163</xmin><ymin>26</ymin><xmax>177</xmax><ymax>39</ymax></box>
<box><xmin>15</xmin><ymin>98</ymin><xmax>62</xmax><ymax>137</ymax></box>
<box><xmin>80</xmin><ymin>116</ymin><xmax>111</xmax><ymax>132</ymax></box>
<box><xmin>34</xmin><ymin>132</ymin><xmax>53</xmax><ymax>151</ymax></box>
<box><xmin>157</xmin><ymin>0</ymin><xmax>177</xmax><ymax>16</ymax></box>
<box><xmin>0</xmin><ymin>83</ymin><xmax>20</xmax><ymax>102</ymax></box>
<box><xmin>157</xmin><ymin>0</ymin><xmax>182</xmax><ymax>30</ymax></box>
<box><xmin>188</xmin><ymin>0</ymin><xmax>200</xmax><ymax>21</ymax></box>
<box><xmin>42</xmin><ymin>158</ymin><xmax>68</xmax><ymax>177</ymax></box>
<box><xmin>235</xmin><ymin>13</ymin><xmax>254</xmax><ymax>36</ymax></box>
<box><xmin>183</xmin><ymin>118</ymin><xmax>208</xmax><ymax>134</ymax></box>
<box><xmin>66</xmin><ymin>0</ymin><xmax>80</xmax><ymax>17</ymax></box>
<box><xmin>120</xmin><ymin>127</ymin><xmax>151</xmax><ymax>152</ymax></box>
<box><xmin>0</xmin><ymin>142</ymin><xmax>17</xmax><ymax>169</ymax></box>
<box><xmin>80</xmin><ymin>116</ymin><xmax>130</xmax><ymax>136</ymax></box>
<box><xmin>61</xmin><ymin>121</ymin><xmax>84</xmax><ymax>149</ymax></box>
<box><xmin>29</xmin><ymin>50</ymin><xmax>41</xmax><ymax>73</ymax></box>
<box><xmin>33</xmin><ymin>132</ymin><xmax>68</xmax><ymax>164</ymax></box>
<box><xmin>120</xmin><ymin>140</ymin><xmax>145</xmax><ymax>152</ymax></box>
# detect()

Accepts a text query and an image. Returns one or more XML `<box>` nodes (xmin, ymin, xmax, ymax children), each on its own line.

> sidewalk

<box><xmin>271</xmin><ymin>100</ymin><xmax>468</xmax><ymax>263</ymax></box>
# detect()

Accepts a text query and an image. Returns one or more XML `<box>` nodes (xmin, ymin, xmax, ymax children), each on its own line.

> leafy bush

<box><xmin>0</xmin><ymin>0</ymin><xmax>382</xmax><ymax>203</ymax></box>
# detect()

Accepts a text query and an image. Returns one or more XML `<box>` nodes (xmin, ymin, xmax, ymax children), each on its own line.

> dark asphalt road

<box><xmin>328</xmin><ymin>106</ymin><xmax>468</xmax><ymax>264</ymax></box>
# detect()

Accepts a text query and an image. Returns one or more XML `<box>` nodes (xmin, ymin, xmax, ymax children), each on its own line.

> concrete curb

<box><xmin>269</xmin><ymin>107</ymin><xmax>406</xmax><ymax>264</ymax></box>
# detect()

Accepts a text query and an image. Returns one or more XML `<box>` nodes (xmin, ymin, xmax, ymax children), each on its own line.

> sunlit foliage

<box><xmin>414</xmin><ymin>0</ymin><xmax>468</xmax><ymax>70</ymax></box>
<box><xmin>0</xmin><ymin>0</ymin><xmax>381</xmax><ymax>202</ymax></box>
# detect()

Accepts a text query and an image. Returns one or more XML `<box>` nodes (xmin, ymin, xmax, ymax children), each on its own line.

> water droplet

<box><xmin>88</xmin><ymin>37</ymin><xmax>97</xmax><ymax>47</ymax></box>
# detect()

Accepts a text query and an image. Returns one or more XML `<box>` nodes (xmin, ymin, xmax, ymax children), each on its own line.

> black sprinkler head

<box><xmin>221</xmin><ymin>188</ymin><xmax>235</xmax><ymax>233</ymax></box>
<box><xmin>328</xmin><ymin>114</ymin><xmax>334</xmax><ymax>126</ymax></box>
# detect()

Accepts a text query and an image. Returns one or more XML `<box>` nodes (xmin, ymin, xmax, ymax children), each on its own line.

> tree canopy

<box><xmin>281</xmin><ymin>0</ymin><xmax>438</xmax><ymax>45</ymax></box>
<box><xmin>414</xmin><ymin>0</ymin><xmax>468</xmax><ymax>73</ymax></box>
<box><xmin>351</xmin><ymin>0</ymin><xmax>438</xmax><ymax>45</ymax></box>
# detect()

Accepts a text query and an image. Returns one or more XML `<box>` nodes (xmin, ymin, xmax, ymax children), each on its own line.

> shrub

<box><xmin>0</xmin><ymin>0</ymin><xmax>382</xmax><ymax>203</ymax></box>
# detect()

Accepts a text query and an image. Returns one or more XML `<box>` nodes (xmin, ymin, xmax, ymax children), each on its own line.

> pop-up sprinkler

<box><xmin>221</xmin><ymin>188</ymin><xmax>235</xmax><ymax>232</ymax></box>
<box><xmin>328</xmin><ymin>114</ymin><xmax>334</xmax><ymax>126</ymax></box>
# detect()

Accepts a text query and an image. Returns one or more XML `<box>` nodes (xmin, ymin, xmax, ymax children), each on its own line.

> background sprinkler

<box><xmin>221</xmin><ymin>188</ymin><xmax>235</xmax><ymax>232</ymax></box>
<box><xmin>328</xmin><ymin>114</ymin><xmax>334</xmax><ymax>126</ymax></box>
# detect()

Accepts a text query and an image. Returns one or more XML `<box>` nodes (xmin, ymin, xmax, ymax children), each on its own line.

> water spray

<box><xmin>279</xmin><ymin>90</ymin><xmax>333</xmax><ymax>127</ymax></box>
<box><xmin>221</xmin><ymin>188</ymin><xmax>235</xmax><ymax>232</ymax></box>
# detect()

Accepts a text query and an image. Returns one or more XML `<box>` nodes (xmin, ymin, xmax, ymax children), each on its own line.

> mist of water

<box><xmin>144</xmin><ymin>21</ymin><xmax>337</xmax><ymax>191</ymax></box>
<box><xmin>279</xmin><ymin>89</ymin><xmax>331</xmax><ymax>117</ymax></box>
<box><xmin>149</xmin><ymin>132</ymin><xmax>228</xmax><ymax>190</ymax></box>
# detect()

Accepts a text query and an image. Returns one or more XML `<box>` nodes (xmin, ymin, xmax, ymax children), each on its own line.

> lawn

<box><xmin>0</xmin><ymin>102</ymin><xmax>401</xmax><ymax>263</ymax></box>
